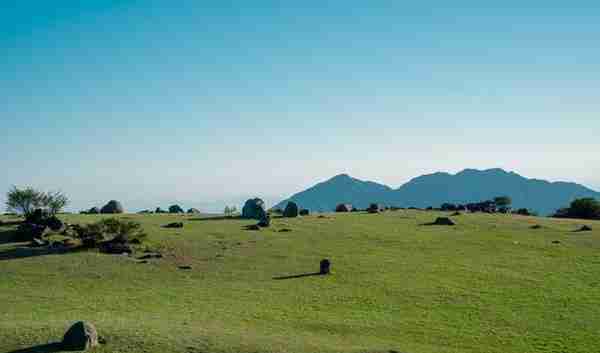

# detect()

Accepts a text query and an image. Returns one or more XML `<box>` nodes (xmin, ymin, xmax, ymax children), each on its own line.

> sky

<box><xmin>2</xmin><ymin>1</ymin><xmax>599</xmax><ymax>212</ymax></box>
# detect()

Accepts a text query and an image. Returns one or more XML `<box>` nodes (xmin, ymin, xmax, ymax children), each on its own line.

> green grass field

<box><xmin>1</xmin><ymin>211</ymin><xmax>599</xmax><ymax>353</ymax></box>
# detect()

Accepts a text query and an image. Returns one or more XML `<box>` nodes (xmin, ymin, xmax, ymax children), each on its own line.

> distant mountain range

<box><xmin>273</xmin><ymin>169</ymin><xmax>600</xmax><ymax>215</ymax></box>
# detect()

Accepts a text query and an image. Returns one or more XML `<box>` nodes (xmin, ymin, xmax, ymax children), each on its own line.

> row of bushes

<box><xmin>554</xmin><ymin>198</ymin><xmax>600</xmax><ymax>220</ymax></box>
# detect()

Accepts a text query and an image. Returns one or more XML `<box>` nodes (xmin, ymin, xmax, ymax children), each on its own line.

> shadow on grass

<box><xmin>6</xmin><ymin>342</ymin><xmax>63</xmax><ymax>353</ymax></box>
<box><xmin>273</xmin><ymin>272</ymin><xmax>324</xmax><ymax>280</ymax></box>
<box><xmin>0</xmin><ymin>245</ymin><xmax>88</xmax><ymax>262</ymax></box>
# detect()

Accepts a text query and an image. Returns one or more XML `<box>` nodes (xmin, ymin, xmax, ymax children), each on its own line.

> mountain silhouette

<box><xmin>273</xmin><ymin>169</ymin><xmax>600</xmax><ymax>215</ymax></box>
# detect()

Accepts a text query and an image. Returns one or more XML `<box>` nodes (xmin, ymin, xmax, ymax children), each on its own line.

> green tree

<box><xmin>44</xmin><ymin>190</ymin><xmax>69</xmax><ymax>215</ymax></box>
<box><xmin>494</xmin><ymin>196</ymin><xmax>512</xmax><ymax>213</ymax></box>
<box><xmin>567</xmin><ymin>198</ymin><xmax>600</xmax><ymax>220</ymax></box>
<box><xmin>5</xmin><ymin>186</ymin><xmax>45</xmax><ymax>217</ymax></box>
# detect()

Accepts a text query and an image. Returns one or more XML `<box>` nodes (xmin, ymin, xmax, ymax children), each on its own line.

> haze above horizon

<box><xmin>2</xmin><ymin>1</ymin><xmax>599</xmax><ymax>211</ymax></box>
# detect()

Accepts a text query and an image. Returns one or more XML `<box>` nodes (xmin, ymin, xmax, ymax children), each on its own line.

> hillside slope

<box><xmin>275</xmin><ymin>169</ymin><xmax>600</xmax><ymax>215</ymax></box>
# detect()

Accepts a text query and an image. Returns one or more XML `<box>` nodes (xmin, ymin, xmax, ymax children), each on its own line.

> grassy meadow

<box><xmin>1</xmin><ymin>210</ymin><xmax>599</xmax><ymax>353</ymax></box>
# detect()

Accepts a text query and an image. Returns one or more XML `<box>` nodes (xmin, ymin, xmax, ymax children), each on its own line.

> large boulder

<box><xmin>168</xmin><ymin>205</ymin><xmax>184</xmax><ymax>214</ymax></box>
<box><xmin>101</xmin><ymin>200</ymin><xmax>124</xmax><ymax>214</ymax></box>
<box><xmin>335</xmin><ymin>204</ymin><xmax>353</xmax><ymax>212</ymax></box>
<box><xmin>367</xmin><ymin>203</ymin><xmax>384</xmax><ymax>214</ymax></box>
<box><xmin>242</xmin><ymin>198</ymin><xmax>266</xmax><ymax>220</ymax></box>
<box><xmin>283</xmin><ymin>202</ymin><xmax>299</xmax><ymax>218</ymax></box>
<box><xmin>257</xmin><ymin>213</ymin><xmax>271</xmax><ymax>227</ymax></box>
<box><xmin>62</xmin><ymin>321</ymin><xmax>99</xmax><ymax>350</ymax></box>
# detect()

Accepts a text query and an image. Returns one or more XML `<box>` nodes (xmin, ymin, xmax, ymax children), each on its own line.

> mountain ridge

<box><xmin>273</xmin><ymin>169</ymin><xmax>600</xmax><ymax>215</ymax></box>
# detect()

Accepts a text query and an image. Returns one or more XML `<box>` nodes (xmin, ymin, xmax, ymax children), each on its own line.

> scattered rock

<box><xmin>431</xmin><ymin>217</ymin><xmax>456</xmax><ymax>226</ymax></box>
<box><xmin>100</xmin><ymin>200</ymin><xmax>124</xmax><ymax>214</ymax></box>
<box><xmin>51</xmin><ymin>241</ymin><xmax>65</xmax><ymax>249</ymax></box>
<box><xmin>242</xmin><ymin>198</ymin><xmax>266</xmax><ymax>220</ymax></box>
<box><xmin>335</xmin><ymin>204</ymin><xmax>353</xmax><ymax>212</ymax></box>
<box><xmin>30</xmin><ymin>237</ymin><xmax>49</xmax><ymax>247</ymax></box>
<box><xmin>99</xmin><ymin>242</ymin><xmax>132</xmax><ymax>255</ymax></box>
<box><xmin>530</xmin><ymin>224</ymin><xmax>543</xmax><ymax>229</ymax></box>
<box><xmin>318</xmin><ymin>215</ymin><xmax>328</xmax><ymax>219</ymax></box>
<box><xmin>138</xmin><ymin>253</ymin><xmax>163</xmax><ymax>260</ymax></box>
<box><xmin>45</xmin><ymin>216</ymin><xmax>64</xmax><ymax>232</ymax></box>
<box><xmin>18</xmin><ymin>223</ymin><xmax>50</xmax><ymax>241</ymax></box>
<box><xmin>283</xmin><ymin>202</ymin><xmax>299</xmax><ymax>218</ymax></box>
<box><xmin>257</xmin><ymin>211</ymin><xmax>271</xmax><ymax>227</ymax></box>
<box><xmin>245</xmin><ymin>224</ymin><xmax>261</xmax><ymax>231</ymax></box>
<box><xmin>320</xmin><ymin>259</ymin><xmax>331</xmax><ymax>275</ymax></box>
<box><xmin>278</xmin><ymin>228</ymin><xmax>292</xmax><ymax>233</ymax></box>
<box><xmin>163</xmin><ymin>222</ymin><xmax>184</xmax><ymax>229</ymax></box>
<box><xmin>367</xmin><ymin>203</ymin><xmax>384</xmax><ymax>214</ymax></box>
<box><xmin>63</xmin><ymin>239</ymin><xmax>76</xmax><ymax>247</ymax></box>
<box><xmin>168</xmin><ymin>205</ymin><xmax>184</xmax><ymax>214</ymax></box>
<box><xmin>62</xmin><ymin>321</ymin><xmax>99</xmax><ymax>351</ymax></box>
<box><xmin>552</xmin><ymin>240</ymin><xmax>561</xmax><ymax>244</ymax></box>
<box><xmin>178</xmin><ymin>265</ymin><xmax>192</xmax><ymax>270</ymax></box>
<box><xmin>138</xmin><ymin>260</ymin><xmax>149</xmax><ymax>264</ymax></box>
<box><xmin>577</xmin><ymin>225</ymin><xmax>592</xmax><ymax>232</ymax></box>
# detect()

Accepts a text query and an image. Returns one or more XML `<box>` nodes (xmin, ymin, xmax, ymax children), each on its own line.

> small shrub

<box><xmin>74</xmin><ymin>218</ymin><xmax>146</xmax><ymax>246</ymax></box>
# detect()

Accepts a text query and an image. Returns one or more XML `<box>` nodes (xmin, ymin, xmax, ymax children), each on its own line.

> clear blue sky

<box><xmin>2</xmin><ymin>1</ymin><xmax>599</xmax><ymax>212</ymax></box>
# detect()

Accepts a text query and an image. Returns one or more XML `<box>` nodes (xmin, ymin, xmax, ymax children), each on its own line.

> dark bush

<box><xmin>554</xmin><ymin>198</ymin><xmax>600</xmax><ymax>220</ymax></box>
<box><xmin>75</xmin><ymin>218</ymin><xmax>146</xmax><ymax>246</ymax></box>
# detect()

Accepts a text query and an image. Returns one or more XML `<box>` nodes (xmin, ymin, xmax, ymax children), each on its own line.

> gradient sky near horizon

<box><xmin>2</xmin><ymin>1</ymin><xmax>599</xmax><ymax>211</ymax></box>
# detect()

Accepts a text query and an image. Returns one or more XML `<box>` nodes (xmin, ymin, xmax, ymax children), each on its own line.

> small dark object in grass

<box><xmin>576</xmin><ymin>225</ymin><xmax>592</xmax><ymax>232</ymax></box>
<box><xmin>320</xmin><ymin>259</ymin><xmax>331</xmax><ymax>275</ymax></box>
<box><xmin>552</xmin><ymin>240</ymin><xmax>561</xmax><ymax>244</ymax></box>
<box><xmin>279</xmin><ymin>228</ymin><xmax>292</xmax><ymax>232</ymax></box>
<box><xmin>138</xmin><ymin>260</ymin><xmax>149</xmax><ymax>264</ymax></box>
<box><xmin>138</xmin><ymin>253</ymin><xmax>162</xmax><ymax>260</ymax></box>
<box><xmin>178</xmin><ymin>265</ymin><xmax>192</xmax><ymax>270</ymax></box>
<box><xmin>531</xmin><ymin>224</ymin><xmax>543</xmax><ymax>229</ymax></box>
<box><xmin>245</xmin><ymin>224</ymin><xmax>261</xmax><ymax>231</ymax></box>
<box><xmin>318</xmin><ymin>215</ymin><xmax>327</xmax><ymax>219</ymax></box>
<box><xmin>163</xmin><ymin>222</ymin><xmax>184</xmax><ymax>229</ymax></box>
<box><xmin>99</xmin><ymin>242</ymin><xmax>132</xmax><ymax>255</ymax></box>
<box><xmin>451</xmin><ymin>212</ymin><xmax>462</xmax><ymax>216</ymax></box>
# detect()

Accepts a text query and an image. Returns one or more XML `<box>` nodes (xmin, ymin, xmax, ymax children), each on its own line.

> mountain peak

<box><xmin>273</xmin><ymin>169</ymin><xmax>600</xmax><ymax>215</ymax></box>
<box><xmin>457</xmin><ymin>168</ymin><xmax>511</xmax><ymax>176</ymax></box>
